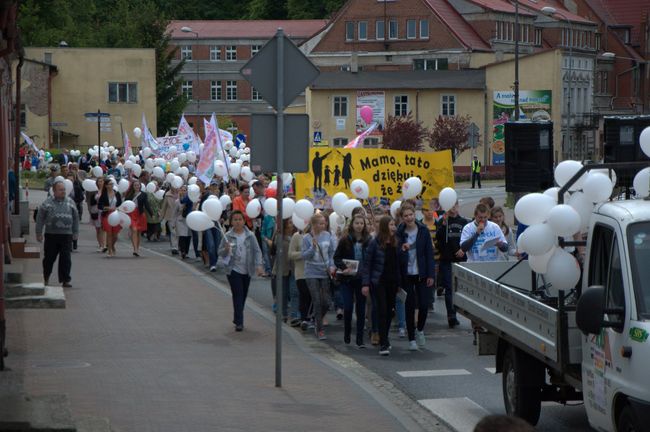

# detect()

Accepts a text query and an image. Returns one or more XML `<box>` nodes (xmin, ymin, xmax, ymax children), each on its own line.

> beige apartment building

<box><xmin>19</xmin><ymin>47</ymin><xmax>157</xmax><ymax>151</ymax></box>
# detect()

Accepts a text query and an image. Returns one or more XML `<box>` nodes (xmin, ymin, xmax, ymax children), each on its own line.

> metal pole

<box><xmin>97</xmin><ymin>108</ymin><xmax>101</xmax><ymax>150</ymax></box>
<box><xmin>567</xmin><ymin>20</ymin><xmax>574</xmax><ymax>160</ymax></box>
<box><xmin>13</xmin><ymin>55</ymin><xmax>23</xmax><ymax>215</ymax></box>
<box><xmin>514</xmin><ymin>1</ymin><xmax>520</xmax><ymax>120</ymax></box>
<box><xmin>195</xmin><ymin>32</ymin><xmax>200</xmax><ymax>116</ymax></box>
<box><xmin>275</xmin><ymin>28</ymin><xmax>285</xmax><ymax>389</ymax></box>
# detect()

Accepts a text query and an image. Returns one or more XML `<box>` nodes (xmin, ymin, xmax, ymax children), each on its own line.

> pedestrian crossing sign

<box><xmin>313</xmin><ymin>131</ymin><xmax>322</xmax><ymax>143</ymax></box>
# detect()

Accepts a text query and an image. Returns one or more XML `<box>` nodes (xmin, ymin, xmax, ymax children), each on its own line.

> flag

<box><xmin>219</xmin><ymin>128</ymin><xmax>233</xmax><ymax>144</ymax></box>
<box><xmin>20</xmin><ymin>131</ymin><xmax>39</xmax><ymax>152</ymax></box>
<box><xmin>177</xmin><ymin>113</ymin><xmax>201</xmax><ymax>154</ymax></box>
<box><xmin>142</xmin><ymin>112</ymin><xmax>159</xmax><ymax>150</ymax></box>
<box><xmin>344</xmin><ymin>122</ymin><xmax>378</xmax><ymax>149</ymax></box>
<box><xmin>196</xmin><ymin>114</ymin><xmax>219</xmax><ymax>184</ymax></box>
<box><xmin>123</xmin><ymin>130</ymin><xmax>132</xmax><ymax>157</ymax></box>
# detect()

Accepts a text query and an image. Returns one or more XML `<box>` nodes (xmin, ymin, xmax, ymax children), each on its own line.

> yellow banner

<box><xmin>295</xmin><ymin>148</ymin><xmax>454</xmax><ymax>207</ymax></box>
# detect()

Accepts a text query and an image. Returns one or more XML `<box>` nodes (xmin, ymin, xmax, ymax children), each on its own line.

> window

<box><xmin>210</xmin><ymin>81</ymin><xmax>222</xmax><ymax>101</ymax></box>
<box><xmin>43</xmin><ymin>52</ymin><xmax>52</xmax><ymax>64</ymax></box>
<box><xmin>441</xmin><ymin>94</ymin><xmax>456</xmax><ymax>116</ymax></box>
<box><xmin>535</xmin><ymin>28</ymin><xmax>542</xmax><ymax>46</ymax></box>
<box><xmin>252</xmin><ymin>87</ymin><xmax>261</xmax><ymax>101</ymax></box>
<box><xmin>181</xmin><ymin>45</ymin><xmax>192</xmax><ymax>61</ymax></box>
<box><xmin>595</xmin><ymin>33</ymin><xmax>601</xmax><ymax>50</ymax></box>
<box><xmin>333</xmin><ymin>138</ymin><xmax>349</xmax><ymax>147</ymax></box>
<box><xmin>181</xmin><ymin>81</ymin><xmax>193</xmax><ymax>100</ymax></box>
<box><xmin>627</xmin><ymin>222</ymin><xmax>650</xmax><ymax>319</ymax></box>
<box><xmin>210</xmin><ymin>46</ymin><xmax>221</xmax><ymax>61</ymax></box>
<box><xmin>333</xmin><ymin>96</ymin><xmax>348</xmax><ymax>117</ymax></box>
<box><xmin>376</xmin><ymin>20</ymin><xmax>385</xmax><ymax>40</ymax></box>
<box><xmin>226</xmin><ymin>46</ymin><xmax>237</xmax><ymax>61</ymax></box>
<box><xmin>108</xmin><ymin>82</ymin><xmax>138</xmax><ymax>103</ymax></box>
<box><xmin>346</xmin><ymin>21</ymin><xmax>355</xmax><ymax>41</ymax></box>
<box><xmin>20</xmin><ymin>104</ymin><xmax>26</xmax><ymax>128</ymax></box>
<box><xmin>414</xmin><ymin>58</ymin><xmax>448</xmax><ymax>70</ymax></box>
<box><xmin>226</xmin><ymin>81</ymin><xmax>237</xmax><ymax>100</ymax></box>
<box><xmin>363</xmin><ymin>137</ymin><xmax>380</xmax><ymax>147</ymax></box>
<box><xmin>394</xmin><ymin>95</ymin><xmax>408</xmax><ymax>116</ymax></box>
<box><xmin>358</xmin><ymin>21</ymin><xmax>368</xmax><ymax>40</ymax></box>
<box><xmin>389</xmin><ymin>19</ymin><xmax>398</xmax><ymax>39</ymax></box>
<box><xmin>251</xmin><ymin>44</ymin><xmax>262</xmax><ymax>56</ymax></box>
<box><xmin>620</xmin><ymin>125</ymin><xmax>634</xmax><ymax>145</ymax></box>
<box><xmin>420</xmin><ymin>20</ymin><xmax>429</xmax><ymax>38</ymax></box>
<box><xmin>407</xmin><ymin>19</ymin><xmax>417</xmax><ymax>39</ymax></box>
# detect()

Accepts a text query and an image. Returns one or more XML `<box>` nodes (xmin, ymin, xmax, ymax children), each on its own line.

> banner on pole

<box><xmin>196</xmin><ymin>115</ymin><xmax>218</xmax><ymax>184</ymax></box>
<box><xmin>295</xmin><ymin>148</ymin><xmax>454</xmax><ymax>208</ymax></box>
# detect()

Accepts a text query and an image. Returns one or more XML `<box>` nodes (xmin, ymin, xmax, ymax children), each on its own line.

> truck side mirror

<box><xmin>576</xmin><ymin>286</ymin><xmax>605</xmax><ymax>335</ymax></box>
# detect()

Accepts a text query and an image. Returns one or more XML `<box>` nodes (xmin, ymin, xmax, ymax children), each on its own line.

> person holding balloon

<box><xmin>98</xmin><ymin>179</ymin><xmax>123</xmax><ymax>257</ymax></box>
<box><xmin>218</xmin><ymin>210</ymin><xmax>264</xmax><ymax>332</ymax></box>
<box><xmin>125</xmin><ymin>180</ymin><xmax>151</xmax><ymax>257</ymax></box>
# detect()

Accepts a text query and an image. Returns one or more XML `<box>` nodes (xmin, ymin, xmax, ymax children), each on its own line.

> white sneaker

<box><xmin>398</xmin><ymin>328</ymin><xmax>406</xmax><ymax>338</ymax></box>
<box><xmin>416</xmin><ymin>330</ymin><xmax>426</xmax><ymax>348</ymax></box>
<box><xmin>409</xmin><ymin>340</ymin><xmax>418</xmax><ymax>351</ymax></box>
<box><xmin>209</xmin><ymin>266</ymin><xmax>216</xmax><ymax>272</ymax></box>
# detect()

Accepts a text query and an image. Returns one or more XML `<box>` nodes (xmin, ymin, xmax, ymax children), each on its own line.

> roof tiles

<box><xmin>424</xmin><ymin>0</ymin><xmax>491</xmax><ymax>51</ymax></box>
<box><xmin>168</xmin><ymin>20</ymin><xmax>328</xmax><ymax>40</ymax></box>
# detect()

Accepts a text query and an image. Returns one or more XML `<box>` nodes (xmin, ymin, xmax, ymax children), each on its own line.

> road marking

<box><xmin>419</xmin><ymin>397</ymin><xmax>490</xmax><ymax>432</ymax></box>
<box><xmin>485</xmin><ymin>367</ymin><xmax>497</xmax><ymax>374</ymax></box>
<box><xmin>398</xmin><ymin>369</ymin><xmax>471</xmax><ymax>378</ymax></box>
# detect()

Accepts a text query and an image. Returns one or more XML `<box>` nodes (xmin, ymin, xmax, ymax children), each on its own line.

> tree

<box><xmin>381</xmin><ymin>113</ymin><xmax>429</xmax><ymax>152</ymax></box>
<box><xmin>429</xmin><ymin>115</ymin><xmax>474</xmax><ymax>162</ymax></box>
<box><xmin>247</xmin><ymin>0</ymin><xmax>288</xmax><ymax>19</ymax></box>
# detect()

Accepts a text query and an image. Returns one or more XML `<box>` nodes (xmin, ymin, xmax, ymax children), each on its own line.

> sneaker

<box><xmin>448</xmin><ymin>317</ymin><xmax>460</xmax><ymax>328</ymax></box>
<box><xmin>171</xmin><ymin>249</ymin><xmax>179</xmax><ymax>255</ymax></box>
<box><xmin>344</xmin><ymin>334</ymin><xmax>351</xmax><ymax>344</ymax></box>
<box><xmin>436</xmin><ymin>287</ymin><xmax>444</xmax><ymax>297</ymax></box>
<box><xmin>398</xmin><ymin>328</ymin><xmax>406</xmax><ymax>338</ymax></box>
<box><xmin>416</xmin><ymin>330</ymin><xmax>426</xmax><ymax>348</ymax></box>
<box><xmin>317</xmin><ymin>330</ymin><xmax>327</xmax><ymax>340</ymax></box>
<box><xmin>409</xmin><ymin>340</ymin><xmax>419</xmax><ymax>351</ymax></box>
<box><xmin>300</xmin><ymin>321</ymin><xmax>309</xmax><ymax>331</ymax></box>
<box><xmin>336</xmin><ymin>308</ymin><xmax>343</xmax><ymax>320</ymax></box>
<box><xmin>357</xmin><ymin>343</ymin><xmax>367</xmax><ymax>349</ymax></box>
<box><xmin>209</xmin><ymin>266</ymin><xmax>216</xmax><ymax>272</ymax></box>
<box><xmin>379</xmin><ymin>346</ymin><xmax>390</xmax><ymax>356</ymax></box>
<box><xmin>308</xmin><ymin>320</ymin><xmax>315</xmax><ymax>330</ymax></box>
<box><xmin>235</xmin><ymin>325</ymin><xmax>243</xmax><ymax>332</ymax></box>
<box><xmin>290</xmin><ymin>318</ymin><xmax>302</xmax><ymax>327</ymax></box>
<box><xmin>44</xmin><ymin>278</ymin><xmax>49</xmax><ymax>286</ymax></box>
<box><xmin>62</xmin><ymin>282</ymin><xmax>72</xmax><ymax>288</ymax></box>
<box><xmin>371</xmin><ymin>332</ymin><xmax>380</xmax><ymax>346</ymax></box>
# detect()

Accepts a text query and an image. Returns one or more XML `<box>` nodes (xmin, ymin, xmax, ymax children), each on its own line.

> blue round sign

<box><xmin>235</xmin><ymin>133</ymin><xmax>246</xmax><ymax>148</ymax></box>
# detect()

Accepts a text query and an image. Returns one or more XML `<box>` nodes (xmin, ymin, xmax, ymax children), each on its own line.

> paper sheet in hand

<box><xmin>480</xmin><ymin>236</ymin><xmax>500</xmax><ymax>251</ymax></box>
<box><xmin>337</xmin><ymin>259</ymin><xmax>359</xmax><ymax>275</ymax></box>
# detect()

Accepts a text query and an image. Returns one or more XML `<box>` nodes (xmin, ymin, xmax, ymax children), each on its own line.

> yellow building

<box><xmin>19</xmin><ymin>47</ymin><xmax>157</xmax><ymax>151</ymax></box>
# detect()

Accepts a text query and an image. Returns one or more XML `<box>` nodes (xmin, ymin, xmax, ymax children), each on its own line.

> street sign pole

<box><xmin>274</xmin><ymin>29</ymin><xmax>285</xmax><ymax>389</ymax></box>
<box><xmin>97</xmin><ymin>109</ymin><xmax>101</xmax><ymax>149</ymax></box>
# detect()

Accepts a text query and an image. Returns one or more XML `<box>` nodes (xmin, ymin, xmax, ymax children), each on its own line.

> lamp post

<box><xmin>514</xmin><ymin>0</ymin><xmax>520</xmax><ymax>120</ymax></box>
<box><xmin>181</xmin><ymin>26</ymin><xmax>200</xmax><ymax>120</ymax></box>
<box><xmin>542</xmin><ymin>6</ymin><xmax>574</xmax><ymax>159</ymax></box>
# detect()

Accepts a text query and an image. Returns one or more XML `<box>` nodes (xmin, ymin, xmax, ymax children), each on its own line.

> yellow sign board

<box><xmin>295</xmin><ymin>148</ymin><xmax>454</xmax><ymax>206</ymax></box>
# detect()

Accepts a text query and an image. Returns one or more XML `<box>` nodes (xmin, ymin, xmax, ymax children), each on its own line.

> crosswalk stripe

<box><xmin>485</xmin><ymin>367</ymin><xmax>497</xmax><ymax>374</ymax></box>
<box><xmin>418</xmin><ymin>397</ymin><xmax>490</xmax><ymax>432</ymax></box>
<box><xmin>397</xmin><ymin>369</ymin><xmax>471</xmax><ymax>378</ymax></box>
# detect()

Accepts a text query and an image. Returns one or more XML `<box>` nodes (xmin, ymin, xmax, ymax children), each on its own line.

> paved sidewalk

<box><xmin>2</xmin><ymin>200</ymin><xmax>446</xmax><ymax>431</ymax></box>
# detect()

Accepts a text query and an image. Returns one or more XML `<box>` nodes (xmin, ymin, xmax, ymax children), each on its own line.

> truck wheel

<box><xmin>502</xmin><ymin>346</ymin><xmax>543</xmax><ymax>425</ymax></box>
<box><xmin>617</xmin><ymin>405</ymin><xmax>641</xmax><ymax>432</ymax></box>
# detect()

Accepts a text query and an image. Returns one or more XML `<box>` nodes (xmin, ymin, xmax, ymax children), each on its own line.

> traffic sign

<box><xmin>250</xmin><ymin>114</ymin><xmax>309</xmax><ymax>172</ymax></box>
<box><xmin>240</xmin><ymin>32</ymin><xmax>319</xmax><ymax>111</ymax></box>
<box><xmin>235</xmin><ymin>133</ymin><xmax>246</xmax><ymax>145</ymax></box>
<box><xmin>86</xmin><ymin>117</ymin><xmax>111</xmax><ymax>123</ymax></box>
<box><xmin>313</xmin><ymin>131</ymin><xmax>322</xmax><ymax>143</ymax></box>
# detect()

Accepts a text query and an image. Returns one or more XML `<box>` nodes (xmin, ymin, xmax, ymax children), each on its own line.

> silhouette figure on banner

<box><xmin>342</xmin><ymin>153</ymin><xmax>354</xmax><ymax>189</ymax></box>
<box><xmin>333</xmin><ymin>165</ymin><xmax>341</xmax><ymax>186</ymax></box>
<box><xmin>324</xmin><ymin>166</ymin><xmax>331</xmax><ymax>187</ymax></box>
<box><xmin>312</xmin><ymin>151</ymin><xmax>331</xmax><ymax>192</ymax></box>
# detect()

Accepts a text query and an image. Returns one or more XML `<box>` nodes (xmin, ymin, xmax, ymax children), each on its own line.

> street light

<box><xmin>541</xmin><ymin>6</ymin><xmax>574</xmax><ymax>159</ymax></box>
<box><xmin>181</xmin><ymin>26</ymin><xmax>200</xmax><ymax>117</ymax></box>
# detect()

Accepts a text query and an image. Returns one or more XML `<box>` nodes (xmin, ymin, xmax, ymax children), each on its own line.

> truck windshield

<box><xmin>628</xmin><ymin>222</ymin><xmax>650</xmax><ymax>320</ymax></box>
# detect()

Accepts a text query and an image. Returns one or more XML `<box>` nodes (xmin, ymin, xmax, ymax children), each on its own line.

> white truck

<box><xmin>452</xmin><ymin>163</ymin><xmax>650</xmax><ymax>432</ymax></box>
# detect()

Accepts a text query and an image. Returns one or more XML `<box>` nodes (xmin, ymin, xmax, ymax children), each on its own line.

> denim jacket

<box><xmin>218</xmin><ymin>227</ymin><xmax>263</xmax><ymax>276</ymax></box>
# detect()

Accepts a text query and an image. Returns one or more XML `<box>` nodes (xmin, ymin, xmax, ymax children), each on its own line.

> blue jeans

<box><xmin>203</xmin><ymin>227</ymin><xmax>220</xmax><ymax>267</ymax></box>
<box><xmin>289</xmin><ymin>275</ymin><xmax>300</xmax><ymax>319</ymax></box>
<box><xmin>341</xmin><ymin>279</ymin><xmax>366</xmax><ymax>342</ymax></box>
<box><xmin>261</xmin><ymin>238</ymin><xmax>273</xmax><ymax>274</ymax></box>
<box><xmin>395</xmin><ymin>296</ymin><xmax>406</xmax><ymax>330</ymax></box>
<box><xmin>439</xmin><ymin>260</ymin><xmax>456</xmax><ymax>318</ymax></box>
<box><xmin>227</xmin><ymin>271</ymin><xmax>251</xmax><ymax>326</ymax></box>
<box><xmin>191</xmin><ymin>230</ymin><xmax>200</xmax><ymax>258</ymax></box>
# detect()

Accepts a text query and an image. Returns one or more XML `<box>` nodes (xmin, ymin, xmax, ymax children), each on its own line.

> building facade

<box><xmin>19</xmin><ymin>47</ymin><xmax>157</xmax><ymax>151</ymax></box>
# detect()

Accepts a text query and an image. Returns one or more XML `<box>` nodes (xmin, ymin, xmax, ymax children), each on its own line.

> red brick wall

<box><xmin>239</xmin><ymin>81</ymin><xmax>251</xmax><ymax>100</ymax></box>
<box><xmin>313</xmin><ymin>0</ymin><xmax>466</xmax><ymax>53</ymax></box>
<box><xmin>238</xmin><ymin>45</ymin><xmax>251</xmax><ymax>61</ymax></box>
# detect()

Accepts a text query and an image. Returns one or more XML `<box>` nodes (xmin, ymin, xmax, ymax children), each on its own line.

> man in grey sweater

<box><xmin>36</xmin><ymin>180</ymin><xmax>79</xmax><ymax>287</ymax></box>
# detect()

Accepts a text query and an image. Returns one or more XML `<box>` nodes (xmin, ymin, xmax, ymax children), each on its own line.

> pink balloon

<box><xmin>360</xmin><ymin>105</ymin><xmax>373</xmax><ymax>124</ymax></box>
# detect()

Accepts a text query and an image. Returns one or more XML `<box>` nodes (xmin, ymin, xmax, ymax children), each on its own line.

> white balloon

<box><xmin>518</xmin><ymin>224</ymin><xmax>555</xmax><ymax>256</ymax></box>
<box><xmin>591</xmin><ymin>168</ymin><xmax>617</xmax><ymax>189</ymax></box>
<box><xmin>102</xmin><ymin>141</ymin><xmax>109</xmax><ymax>148</ymax></box>
<box><xmin>92</xmin><ymin>166</ymin><xmax>103</xmax><ymax>178</ymax></box>
<box><xmin>282</xmin><ymin>198</ymin><xmax>295</xmax><ymax>219</ymax></box>
<box><xmin>438</xmin><ymin>187</ymin><xmax>458</xmax><ymax>211</ymax></box>
<box><xmin>582</xmin><ymin>173</ymin><xmax>613</xmax><ymax>203</ymax></box>
<box><xmin>547</xmin><ymin>204</ymin><xmax>581</xmax><ymax>238</ymax></box>
<box><xmin>329</xmin><ymin>212</ymin><xmax>346</xmax><ymax>232</ymax></box>
<box><xmin>207</xmin><ymin>194</ymin><xmax>218</xmax><ymax>200</ymax></box>
<box><xmin>528</xmin><ymin>246</ymin><xmax>556</xmax><ymax>274</ymax></box>
<box><xmin>178</xmin><ymin>153</ymin><xmax>187</xmax><ymax>163</ymax></box>
<box><xmin>514</xmin><ymin>193</ymin><xmax>556</xmax><ymax>226</ymax></box>
<box><xmin>108</xmin><ymin>211</ymin><xmax>122</xmax><ymax>227</ymax></box>
<box><xmin>108</xmin><ymin>145</ymin><xmax>115</xmax><ymax>152</ymax></box>
<box><xmin>545</xmin><ymin>248</ymin><xmax>581</xmax><ymax>291</ymax></box>
<box><xmin>203</xmin><ymin>198</ymin><xmax>224</xmax><ymax>221</ymax></box>
<box><xmin>144</xmin><ymin>159</ymin><xmax>154</xmax><ymax>170</ymax></box>
<box><xmin>214</xmin><ymin>160</ymin><xmax>227</xmax><ymax>177</ymax></box>
<box><xmin>118</xmin><ymin>178</ymin><xmax>130</xmax><ymax>194</ymax></box>
<box><xmin>390</xmin><ymin>200</ymin><xmax>402</xmax><ymax>218</ymax></box>
<box><xmin>543</xmin><ymin>187</ymin><xmax>570</xmax><ymax>204</ymax></box>
<box><xmin>292</xmin><ymin>212</ymin><xmax>308</xmax><ymax>230</ymax></box>
<box><xmin>402</xmin><ymin>177</ymin><xmax>423</xmax><ymax>199</ymax></box>
<box><xmin>263</xmin><ymin>197</ymin><xmax>278</xmax><ymax>217</ymax></box>
<box><xmin>133</xmin><ymin>127</ymin><xmax>142</xmax><ymax>138</ymax></box>
<box><xmin>170</xmin><ymin>176</ymin><xmax>182</xmax><ymax>189</ymax></box>
<box><xmin>187</xmin><ymin>184</ymin><xmax>200</xmax><ymax>202</ymax></box>
<box><xmin>342</xmin><ymin>199</ymin><xmax>362</xmax><ymax>218</ymax></box>
<box><xmin>241</xmin><ymin>166</ymin><xmax>254</xmax><ymax>182</ymax></box>
<box><xmin>146</xmin><ymin>182</ymin><xmax>157</xmax><ymax>194</ymax></box>
<box><xmin>282</xmin><ymin>172</ymin><xmax>293</xmax><ymax>185</ymax></box>
<box><xmin>170</xmin><ymin>160</ymin><xmax>180</xmax><ymax>172</ymax></box>
<box><xmin>229</xmin><ymin>146</ymin><xmax>238</xmax><ymax>157</ymax></box>
<box><xmin>63</xmin><ymin>179</ymin><xmax>73</xmax><ymax>196</ymax></box>
<box><xmin>640</xmin><ymin>126</ymin><xmax>650</xmax><ymax>158</ymax></box>
<box><xmin>154</xmin><ymin>158</ymin><xmax>166</xmax><ymax>167</ymax></box>
<box><xmin>154</xmin><ymin>189</ymin><xmax>165</xmax><ymax>200</ymax></box>
<box><xmin>188</xmin><ymin>176</ymin><xmax>197</xmax><ymax>185</ymax></box>
<box><xmin>223</xmin><ymin>140</ymin><xmax>233</xmax><ymax>151</ymax></box>
<box><xmin>119</xmin><ymin>211</ymin><xmax>131</xmax><ymax>228</ymax></box>
<box><xmin>219</xmin><ymin>194</ymin><xmax>232</xmax><ymax>209</ymax></box>
<box><xmin>633</xmin><ymin>167</ymin><xmax>650</xmax><ymax>198</ymax></box>
<box><xmin>294</xmin><ymin>199</ymin><xmax>314</xmax><ymax>220</ymax></box>
<box><xmin>229</xmin><ymin>163</ymin><xmax>241</xmax><ymax>179</ymax></box>
<box><xmin>187</xmin><ymin>151</ymin><xmax>197</xmax><ymax>163</ymax></box>
<box><xmin>82</xmin><ymin>179</ymin><xmax>98</xmax><ymax>192</ymax></box>
<box><xmin>143</xmin><ymin>147</ymin><xmax>152</xmax><ymax>158</ymax></box>
<box><xmin>554</xmin><ymin>160</ymin><xmax>586</xmax><ymax>191</ymax></box>
<box><xmin>120</xmin><ymin>200</ymin><xmax>136</xmax><ymax>213</ymax></box>
<box><xmin>246</xmin><ymin>198</ymin><xmax>262</xmax><ymax>219</ymax></box>
<box><xmin>350</xmin><ymin>179</ymin><xmax>369</xmax><ymax>199</ymax></box>
<box><xmin>165</xmin><ymin>173</ymin><xmax>175</xmax><ymax>184</ymax></box>
<box><xmin>186</xmin><ymin>211</ymin><xmax>214</xmax><ymax>231</ymax></box>
<box><xmin>568</xmin><ymin>191</ymin><xmax>593</xmax><ymax>233</ymax></box>
<box><xmin>268</xmin><ymin>180</ymin><xmax>277</xmax><ymax>190</ymax></box>
<box><xmin>179</xmin><ymin>166</ymin><xmax>189</xmax><ymax>179</ymax></box>
<box><xmin>124</xmin><ymin>160</ymin><xmax>133</xmax><ymax>170</ymax></box>
<box><xmin>331</xmin><ymin>192</ymin><xmax>348</xmax><ymax>214</ymax></box>
<box><xmin>131</xmin><ymin>164</ymin><xmax>142</xmax><ymax>177</ymax></box>
<box><xmin>152</xmin><ymin>166</ymin><xmax>164</xmax><ymax>180</ymax></box>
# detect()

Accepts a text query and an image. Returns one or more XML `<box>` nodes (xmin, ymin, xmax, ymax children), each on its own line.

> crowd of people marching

<box><xmin>33</xmin><ymin>145</ymin><xmax>518</xmax><ymax>357</ymax></box>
